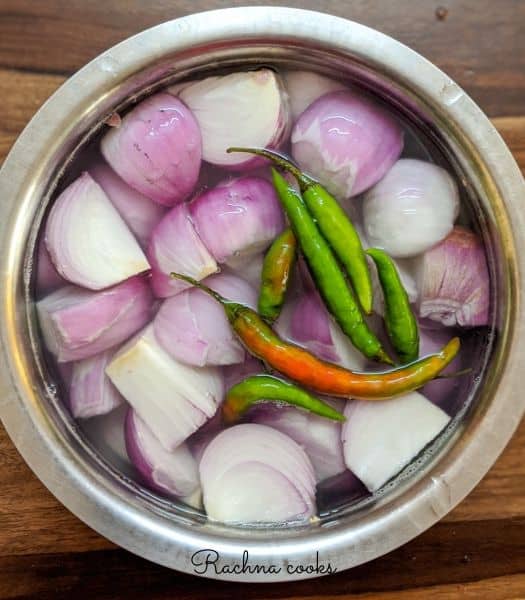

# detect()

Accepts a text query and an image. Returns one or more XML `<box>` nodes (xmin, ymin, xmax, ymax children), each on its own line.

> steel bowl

<box><xmin>1</xmin><ymin>6</ymin><xmax>524</xmax><ymax>582</ymax></box>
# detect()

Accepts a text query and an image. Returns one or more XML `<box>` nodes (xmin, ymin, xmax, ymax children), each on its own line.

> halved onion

<box><xmin>153</xmin><ymin>273</ymin><xmax>257</xmax><ymax>367</ymax></box>
<box><xmin>200</xmin><ymin>424</ymin><xmax>316</xmax><ymax>523</ymax></box>
<box><xmin>179</xmin><ymin>69</ymin><xmax>290</xmax><ymax>170</ymax></box>
<box><xmin>147</xmin><ymin>202</ymin><xmax>218</xmax><ymax>298</ymax></box>
<box><xmin>189</xmin><ymin>177</ymin><xmax>285</xmax><ymax>264</ymax></box>
<box><xmin>101</xmin><ymin>93</ymin><xmax>202</xmax><ymax>206</ymax></box>
<box><xmin>90</xmin><ymin>161</ymin><xmax>166</xmax><ymax>248</ymax></box>
<box><xmin>342</xmin><ymin>392</ymin><xmax>450</xmax><ymax>492</ymax></box>
<box><xmin>106</xmin><ymin>326</ymin><xmax>223</xmax><ymax>451</ymax></box>
<box><xmin>45</xmin><ymin>172</ymin><xmax>150</xmax><ymax>290</ymax></box>
<box><xmin>125</xmin><ymin>409</ymin><xmax>201</xmax><ymax>506</ymax></box>
<box><xmin>291</xmin><ymin>90</ymin><xmax>404</xmax><ymax>199</ymax></box>
<box><xmin>37</xmin><ymin>275</ymin><xmax>153</xmax><ymax>362</ymax></box>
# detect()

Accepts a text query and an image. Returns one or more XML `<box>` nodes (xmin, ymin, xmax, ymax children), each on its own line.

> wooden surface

<box><xmin>0</xmin><ymin>1</ymin><xmax>524</xmax><ymax>598</ymax></box>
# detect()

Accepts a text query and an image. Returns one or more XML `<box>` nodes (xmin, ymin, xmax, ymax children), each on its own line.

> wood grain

<box><xmin>0</xmin><ymin>1</ymin><xmax>524</xmax><ymax>598</ymax></box>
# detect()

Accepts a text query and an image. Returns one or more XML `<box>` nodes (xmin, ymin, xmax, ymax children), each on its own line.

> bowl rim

<box><xmin>1</xmin><ymin>6</ymin><xmax>525</xmax><ymax>582</ymax></box>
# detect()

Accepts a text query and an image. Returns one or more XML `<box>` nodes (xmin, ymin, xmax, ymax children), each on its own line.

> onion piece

<box><xmin>223</xmin><ymin>253</ymin><xmax>265</xmax><ymax>291</ymax></box>
<box><xmin>250</xmin><ymin>399</ymin><xmax>346</xmax><ymax>482</ymax></box>
<box><xmin>147</xmin><ymin>203</ymin><xmax>218</xmax><ymax>298</ymax></box>
<box><xmin>189</xmin><ymin>177</ymin><xmax>285</xmax><ymax>264</ymax></box>
<box><xmin>125</xmin><ymin>409</ymin><xmax>201</xmax><ymax>506</ymax></box>
<box><xmin>37</xmin><ymin>275</ymin><xmax>153</xmax><ymax>362</ymax></box>
<box><xmin>200</xmin><ymin>424</ymin><xmax>316</xmax><ymax>523</ymax></box>
<box><xmin>291</xmin><ymin>90</ymin><xmax>403</xmax><ymax>198</ymax></box>
<box><xmin>342</xmin><ymin>392</ymin><xmax>451</xmax><ymax>492</ymax></box>
<box><xmin>35</xmin><ymin>237</ymin><xmax>65</xmax><ymax>296</ymax></box>
<box><xmin>316</xmin><ymin>469</ymin><xmax>369</xmax><ymax>510</ymax></box>
<box><xmin>89</xmin><ymin>162</ymin><xmax>166</xmax><ymax>248</ymax></box>
<box><xmin>153</xmin><ymin>273</ymin><xmax>257</xmax><ymax>367</ymax></box>
<box><xmin>283</xmin><ymin>70</ymin><xmax>346</xmax><ymax>121</ymax></box>
<box><xmin>101</xmin><ymin>93</ymin><xmax>202</xmax><ymax>206</ymax></box>
<box><xmin>363</xmin><ymin>159</ymin><xmax>460</xmax><ymax>258</ymax></box>
<box><xmin>69</xmin><ymin>349</ymin><xmax>123</xmax><ymax>419</ymax></box>
<box><xmin>179</xmin><ymin>69</ymin><xmax>290</xmax><ymax>170</ymax></box>
<box><xmin>223</xmin><ymin>355</ymin><xmax>266</xmax><ymax>390</ymax></box>
<box><xmin>416</xmin><ymin>226</ymin><xmax>490</xmax><ymax>327</ymax></box>
<box><xmin>45</xmin><ymin>172</ymin><xmax>150</xmax><ymax>290</ymax></box>
<box><xmin>106</xmin><ymin>326</ymin><xmax>223</xmax><ymax>451</ymax></box>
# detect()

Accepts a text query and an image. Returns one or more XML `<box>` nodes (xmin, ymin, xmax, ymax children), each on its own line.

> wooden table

<box><xmin>1</xmin><ymin>1</ymin><xmax>524</xmax><ymax>598</ymax></box>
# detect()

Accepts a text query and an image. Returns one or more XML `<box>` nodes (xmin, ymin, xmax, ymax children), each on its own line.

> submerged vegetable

<box><xmin>200</xmin><ymin>424</ymin><xmax>316</xmax><ymax>523</ymax></box>
<box><xmin>290</xmin><ymin>90</ymin><xmax>404</xmax><ymax>198</ymax></box>
<box><xmin>223</xmin><ymin>374</ymin><xmax>345</xmax><ymax>424</ymax></box>
<box><xmin>153</xmin><ymin>273</ymin><xmax>257</xmax><ymax>367</ymax></box>
<box><xmin>106</xmin><ymin>326</ymin><xmax>224</xmax><ymax>450</ymax></box>
<box><xmin>35</xmin><ymin>238</ymin><xmax>65</xmax><ymax>296</ymax></box>
<box><xmin>258</xmin><ymin>227</ymin><xmax>297</xmax><ymax>323</ymax></box>
<box><xmin>171</xmin><ymin>273</ymin><xmax>460</xmax><ymax>399</ymax></box>
<box><xmin>178</xmin><ymin>69</ymin><xmax>290</xmax><ymax>169</ymax></box>
<box><xmin>228</xmin><ymin>148</ymin><xmax>374</xmax><ymax>314</ymax></box>
<box><xmin>342</xmin><ymin>391</ymin><xmax>451</xmax><ymax>492</ymax></box>
<box><xmin>45</xmin><ymin>172</ymin><xmax>150</xmax><ymax>290</ymax></box>
<box><xmin>283</xmin><ymin>70</ymin><xmax>346</xmax><ymax>121</ymax></box>
<box><xmin>101</xmin><ymin>93</ymin><xmax>202</xmax><ymax>206</ymax></box>
<box><xmin>363</xmin><ymin>159</ymin><xmax>460</xmax><ymax>258</ymax></box>
<box><xmin>367</xmin><ymin>248</ymin><xmax>419</xmax><ymax>363</ymax></box>
<box><xmin>37</xmin><ymin>275</ymin><xmax>153</xmax><ymax>362</ymax></box>
<box><xmin>416</xmin><ymin>226</ymin><xmax>490</xmax><ymax>327</ymax></box>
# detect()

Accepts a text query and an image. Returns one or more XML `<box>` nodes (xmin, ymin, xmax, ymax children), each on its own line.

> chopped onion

<box><xmin>89</xmin><ymin>161</ymin><xmax>166</xmax><ymax>248</ymax></box>
<box><xmin>101</xmin><ymin>92</ymin><xmax>202</xmax><ymax>206</ymax></box>
<box><xmin>35</xmin><ymin>237</ymin><xmax>65</xmax><ymax>296</ymax></box>
<box><xmin>291</xmin><ymin>90</ymin><xmax>403</xmax><ymax>198</ymax></box>
<box><xmin>189</xmin><ymin>177</ymin><xmax>285</xmax><ymax>264</ymax></box>
<box><xmin>153</xmin><ymin>273</ymin><xmax>257</xmax><ymax>367</ymax></box>
<box><xmin>416</xmin><ymin>226</ymin><xmax>490</xmax><ymax>327</ymax></box>
<box><xmin>250</xmin><ymin>398</ymin><xmax>346</xmax><ymax>482</ymax></box>
<box><xmin>223</xmin><ymin>355</ymin><xmax>265</xmax><ymax>390</ymax></box>
<box><xmin>283</xmin><ymin>70</ymin><xmax>346</xmax><ymax>121</ymax></box>
<box><xmin>316</xmin><ymin>469</ymin><xmax>369</xmax><ymax>510</ymax></box>
<box><xmin>45</xmin><ymin>172</ymin><xmax>150</xmax><ymax>290</ymax></box>
<box><xmin>106</xmin><ymin>326</ymin><xmax>224</xmax><ymax>451</ymax></box>
<box><xmin>147</xmin><ymin>203</ymin><xmax>218</xmax><ymax>298</ymax></box>
<box><xmin>342</xmin><ymin>392</ymin><xmax>451</xmax><ymax>492</ymax></box>
<box><xmin>179</xmin><ymin>69</ymin><xmax>290</xmax><ymax>170</ymax></box>
<box><xmin>200</xmin><ymin>424</ymin><xmax>316</xmax><ymax>523</ymax></box>
<box><xmin>69</xmin><ymin>349</ymin><xmax>123</xmax><ymax>419</ymax></box>
<box><xmin>223</xmin><ymin>252</ymin><xmax>265</xmax><ymax>291</ymax></box>
<box><xmin>363</xmin><ymin>159</ymin><xmax>460</xmax><ymax>258</ymax></box>
<box><xmin>37</xmin><ymin>275</ymin><xmax>153</xmax><ymax>362</ymax></box>
<box><xmin>125</xmin><ymin>409</ymin><xmax>201</xmax><ymax>506</ymax></box>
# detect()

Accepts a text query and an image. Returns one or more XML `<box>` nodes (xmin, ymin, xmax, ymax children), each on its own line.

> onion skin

<box><xmin>363</xmin><ymin>159</ymin><xmax>460</xmax><ymax>258</ymax></box>
<box><xmin>417</xmin><ymin>226</ymin><xmax>490</xmax><ymax>327</ymax></box>
<box><xmin>189</xmin><ymin>177</ymin><xmax>285</xmax><ymax>264</ymax></box>
<box><xmin>291</xmin><ymin>90</ymin><xmax>404</xmax><ymax>198</ymax></box>
<box><xmin>200</xmin><ymin>424</ymin><xmax>316</xmax><ymax>523</ymax></box>
<box><xmin>69</xmin><ymin>349</ymin><xmax>124</xmax><ymax>419</ymax></box>
<box><xmin>283</xmin><ymin>70</ymin><xmax>346</xmax><ymax>121</ymax></box>
<box><xmin>101</xmin><ymin>93</ymin><xmax>202</xmax><ymax>206</ymax></box>
<box><xmin>153</xmin><ymin>273</ymin><xmax>257</xmax><ymax>367</ymax></box>
<box><xmin>125</xmin><ymin>409</ymin><xmax>201</xmax><ymax>504</ymax></box>
<box><xmin>90</xmin><ymin>161</ymin><xmax>166</xmax><ymax>248</ymax></box>
<box><xmin>147</xmin><ymin>203</ymin><xmax>218</xmax><ymax>298</ymax></box>
<box><xmin>45</xmin><ymin>172</ymin><xmax>150</xmax><ymax>290</ymax></box>
<box><xmin>179</xmin><ymin>69</ymin><xmax>290</xmax><ymax>170</ymax></box>
<box><xmin>37</xmin><ymin>275</ymin><xmax>153</xmax><ymax>362</ymax></box>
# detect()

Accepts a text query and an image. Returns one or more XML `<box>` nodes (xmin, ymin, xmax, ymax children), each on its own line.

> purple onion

<box><xmin>69</xmin><ymin>349</ymin><xmax>123</xmax><ymax>419</ymax></box>
<box><xmin>101</xmin><ymin>93</ymin><xmax>202</xmax><ymax>206</ymax></box>
<box><xmin>89</xmin><ymin>161</ymin><xmax>166</xmax><ymax>248</ymax></box>
<box><xmin>342</xmin><ymin>392</ymin><xmax>450</xmax><ymax>492</ymax></box>
<box><xmin>147</xmin><ymin>202</ymin><xmax>218</xmax><ymax>298</ymax></box>
<box><xmin>37</xmin><ymin>275</ymin><xmax>153</xmax><ymax>362</ymax></box>
<box><xmin>417</xmin><ymin>226</ymin><xmax>490</xmax><ymax>327</ymax></box>
<box><xmin>363</xmin><ymin>159</ymin><xmax>460</xmax><ymax>258</ymax></box>
<box><xmin>200</xmin><ymin>424</ymin><xmax>316</xmax><ymax>523</ymax></box>
<box><xmin>223</xmin><ymin>355</ymin><xmax>265</xmax><ymax>390</ymax></box>
<box><xmin>45</xmin><ymin>172</ymin><xmax>150</xmax><ymax>290</ymax></box>
<box><xmin>291</xmin><ymin>90</ymin><xmax>404</xmax><ymax>199</ymax></box>
<box><xmin>153</xmin><ymin>273</ymin><xmax>257</xmax><ymax>367</ymax></box>
<box><xmin>106</xmin><ymin>326</ymin><xmax>224</xmax><ymax>451</ymax></box>
<box><xmin>179</xmin><ymin>69</ymin><xmax>290</xmax><ymax>170</ymax></box>
<box><xmin>283</xmin><ymin>70</ymin><xmax>347</xmax><ymax>121</ymax></box>
<box><xmin>316</xmin><ymin>469</ymin><xmax>369</xmax><ymax>510</ymax></box>
<box><xmin>35</xmin><ymin>237</ymin><xmax>65</xmax><ymax>296</ymax></box>
<box><xmin>125</xmin><ymin>409</ymin><xmax>201</xmax><ymax>505</ymax></box>
<box><xmin>189</xmin><ymin>177</ymin><xmax>285</xmax><ymax>264</ymax></box>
